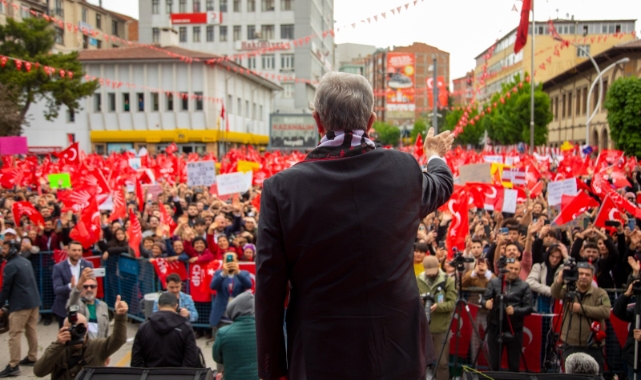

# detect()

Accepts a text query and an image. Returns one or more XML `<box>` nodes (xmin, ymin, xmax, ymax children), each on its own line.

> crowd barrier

<box><xmin>26</xmin><ymin>252</ymin><xmax>631</xmax><ymax>375</ymax></box>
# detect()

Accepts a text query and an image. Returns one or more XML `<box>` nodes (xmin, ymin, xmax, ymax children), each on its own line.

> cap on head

<box><xmin>423</xmin><ymin>256</ymin><xmax>440</xmax><ymax>276</ymax></box>
<box><xmin>2</xmin><ymin>228</ymin><xmax>16</xmax><ymax>236</ymax></box>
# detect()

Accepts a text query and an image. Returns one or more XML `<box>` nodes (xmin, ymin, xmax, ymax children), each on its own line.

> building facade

<box><xmin>364</xmin><ymin>42</ymin><xmax>450</xmax><ymax>125</ymax></box>
<box><xmin>543</xmin><ymin>39</ymin><xmax>641</xmax><ymax>149</ymax></box>
<box><xmin>473</xmin><ymin>19</ymin><xmax>636</xmax><ymax>103</ymax></box>
<box><xmin>23</xmin><ymin>34</ymin><xmax>281</xmax><ymax>155</ymax></box>
<box><xmin>451</xmin><ymin>70</ymin><xmax>474</xmax><ymax>107</ymax></box>
<box><xmin>139</xmin><ymin>0</ymin><xmax>334</xmax><ymax>114</ymax></box>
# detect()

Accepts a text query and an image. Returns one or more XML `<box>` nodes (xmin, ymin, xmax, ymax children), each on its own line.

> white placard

<box><xmin>547</xmin><ymin>178</ymin><xmax>578</xmax><ymax>206</ymax></box>
<box><xmin>187</xmin><ymin>161</ymin><xmax>216</xmax><ymax>187</ymax></box>
<box><xmin>216</xmin><ymin>172</ymin><xmax>252</xmax><ymax>196</ymax></box>
<box><xmin>502</xmin><ymin>189</ymin><xmax>518</xmax><ymax>214</ymax></box>
<box><xmin>483</xmin><ymin>155</ymin><xmax>503</xmax><ymax>164</ymax></box>
<box><xmin>99</xmin><ymin>195</ymin><xmax>114</xmax><ymax>211</ymax></box>
<box><xmin>128</xmin><ymin>158</ymin><xmax>141</xmax><ymax>170</ymax></box>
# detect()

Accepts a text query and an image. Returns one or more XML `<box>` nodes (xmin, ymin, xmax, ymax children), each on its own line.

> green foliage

<box><xmin>483</xmin><ymin>73</ymin><xmax>552</xmax><ymax>146</ymax></box>
<box><xmin>0</xmin><ymin>18</ymin><xmax>98</xmax><ymax>135</ymax></box>
<box><xmin>410</xmin><ymin>119</ymin><xmax>428</xmax><ymax>141</ymax></box>
<box><xmin>443</xmin><ymin>108</ymin><xmax>486</xmax><ymax>146</ymax></box>
<box><xmin>605</xmin><ymin>76</ymin><xmax>641</xmax><ymax>157</ymax></box>
<box><xmin>372</xmin><ymin>121</ymin><xmax>400</xmax><ymax>146</ymax></box>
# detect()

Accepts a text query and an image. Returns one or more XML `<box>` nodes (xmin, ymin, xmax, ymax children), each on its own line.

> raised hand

<box><xmin>114</xmin><ymin>295</ymin><xmax>128</xmax><ymax>315</ymax></box>
<box><xmin>424</xmin><ymin>127</ymin><xmax>455</xmax><ymax>158</ymax></box>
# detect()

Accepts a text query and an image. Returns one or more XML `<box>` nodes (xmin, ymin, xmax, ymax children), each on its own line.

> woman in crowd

<box><xmin>102</xmin><ymin>227</ymin><xmax>129</xmax><ymax>260</ymax></box>
<box><xmin>526</xmin><ymin>244</ymin><xmax>567</xmax><ymax>312</ymax></box>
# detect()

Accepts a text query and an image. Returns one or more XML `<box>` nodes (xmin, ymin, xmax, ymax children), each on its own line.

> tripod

<box><xmin>634</xmin><ymin>286</ymin><xmax>641</xmax><ymax>380</ymax></box>
<box><xmin>433</xmin><ymin>253</ymin><xmax>489</xmax><ymax>380</ymax></box>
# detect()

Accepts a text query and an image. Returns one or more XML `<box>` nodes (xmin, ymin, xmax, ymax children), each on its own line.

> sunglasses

<box><xmin>83</xmin><ymin>285</ymin><xmax>97</xmax><ymax>290</ymax></box>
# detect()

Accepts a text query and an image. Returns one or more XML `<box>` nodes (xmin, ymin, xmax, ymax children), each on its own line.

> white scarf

<box><xmin>317</xmin><ymin>130</ymin><xmax>376</xmax><ymax>149</ymax></box>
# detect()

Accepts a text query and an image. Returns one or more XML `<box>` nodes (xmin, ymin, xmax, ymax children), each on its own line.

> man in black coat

<box><xmin>131</xmin><ymin>292</ymin><xmax>200</xmax><ymax>368</ymax></box>
<box><xmin>0</xmin><ymin>240</ymin><xmax>41</xmax><ymax>378</ymax></box>
<box><xmin>256</xmin><ymin>71</ymin><xmax>455</xmax><ymax>380</ymax></box>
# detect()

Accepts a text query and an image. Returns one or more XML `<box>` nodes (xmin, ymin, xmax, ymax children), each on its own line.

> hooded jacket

<box><xmin>131</xmin><ymin>310</ymin><xmax>200</xmax><ymax>368</ymax></box>
<box><xmin>213</xmin><ymin>292</ymin><xmax>259</xmax><ymax>380</ymax></box>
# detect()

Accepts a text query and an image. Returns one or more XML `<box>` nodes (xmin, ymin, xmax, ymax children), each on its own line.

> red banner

<box><xmin>170</xmin><ymin>11</ymin><xmax>222</xmax><ymax>25</ymax></box>
<box><xmin>610</xmin><ymin>309</ymin><xmax>630</xmax><ymax>350</ymax></box>
<box><xmin>190</xmin><ymin>262</ymin><xmax>214</xmax><ymax>302</ymax></box>
<box><xmin>152</xmin><ymin>258</ymin><xmax>188</xmax><ymax>289</ymax></box>
<box><xmin>448</xmin><ymin>302</ymin><xmax>478</xmax><ymax>357</ymax></box>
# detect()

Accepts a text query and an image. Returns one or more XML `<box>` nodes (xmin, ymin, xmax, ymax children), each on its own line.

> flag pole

<box><xmin>529</xmin><ymin>0</ymin><xmax>535</xmax><ymax>155</ymax></box>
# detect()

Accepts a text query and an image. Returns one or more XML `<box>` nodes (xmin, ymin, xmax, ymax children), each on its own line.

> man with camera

<box><xmin>33</xmin><ymin>295</ymin><xmax>129</xmax><ymax>380</ymax></box>
<box><xmin>481</xmin><ymin>259</ymin><xmax>533</xmax><ymax>372</ymax></box>
<box><xmin>417</xmin><ymin>256</ymin><xmax>457</xmax><ymax>380</ymax></box>
<box><xmin>551</xmin><ymin>261</ymin><xmax>610</xmax><ymax>373</ymax></box>
<box><xmin>0</xmin><ymin>240</ymin><xmax>40</xmax><ymax>378</ymax></box>
<box><xmin>65</xmin><ymin>268</ymin><xmax>109</xmax><ymax>339</ymax></box>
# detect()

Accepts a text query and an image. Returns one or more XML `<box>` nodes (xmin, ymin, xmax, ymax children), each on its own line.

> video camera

<box><xmin>66</xmin><ymin>305</ymin><xmax>87</xmax><ymax>346</ymax></box>
<box><xmin>497</xmin><ymin>256</ymin><xmax>516</xmax><ymax>274</ymax></box>
<box><xmin>448</xmin><ymin>248</ymin><xmax>475</xmax><ymax>272</ymax></box>
<box><xmin>562</xmin><ymin>258</ymin><xmax>578</xmax><ymax>283</ymax></box>
<box><xmin>421</xmin><ymin>293</ymin><xmax>435</xmax><ymax>323</ymax></box>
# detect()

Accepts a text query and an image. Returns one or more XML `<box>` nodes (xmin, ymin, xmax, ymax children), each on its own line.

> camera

<box><xmin>66</xmin><ymin>305</ymin><xmax>87</xmax><ymax>346</ymax></box>
<box><xmin>497</xmin><ymin>256</ymin><xmax>515</xmax><ymax>274</ymax></box>
<box><xmin>421</xmin><ymin>293</ymin><xmax>435</xmax><ymax>323</ymax></box>
<box><xmin>448</xmin><ymin>248</ymin><xmax>475</xmax><ymax>272</ymax></box>
<box><xmin>562</xmin><ymin>258</ymin><xmax>578</xmax><ymax>283</ymax></box>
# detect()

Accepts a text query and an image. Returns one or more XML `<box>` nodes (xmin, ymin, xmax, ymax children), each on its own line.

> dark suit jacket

<box><xmin>256</xmin><ymin>148</ymin><xmax>454</xmax><ymax>380</ymax></box>
<box><xmin>51</xmin><ymin>258</ymin><xmax>94</xmax><ymax>317</ymax></box>
<box><xmin>0</xmin><ymin>254</ymin><xmax>41</xmax><ymax>312</ymax></box>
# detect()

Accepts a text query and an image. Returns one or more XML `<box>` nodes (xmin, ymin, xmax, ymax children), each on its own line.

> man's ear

<box><xmin>312</xmin><ymin>111</ymin><xmax>325</xmax><ymax>136</ymax></box>
<box><xmin>366</xmin><ymin>112</ymin><xmax>377</xmax><ymax>133</ymax></box>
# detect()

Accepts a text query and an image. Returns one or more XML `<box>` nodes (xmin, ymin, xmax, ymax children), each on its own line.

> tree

<box><xmin>372</xmin><ymin>121</ymin><xmax>400</xmax><ymax>146</ymax></box>
<box><xmin>443</xmin><ymin>108</ymin><xmax>486</xmax><ymax>146</ymax></box>
<box><xmin>410</xmin><ymin>119</ymin><xmax>428</xmax><ymax>141</ymax></box>
<box><xmin>0</xmin><ymin>83</ymin><xmax>23</xmax><ymax>135</ymax></box>
<box><xmin>483</xmin><ymin>73</ymin><xmax>552</xmax><ymax>146</ymax></box>
<box><xmin>0</xmin><ymin>18</ymin><xmax>98</xmax><ymax>134</ymax></box>
<box><xmin>604</xmin><ymin>76</ymin><xmax>641</xmax><ymax>157</ymax></box>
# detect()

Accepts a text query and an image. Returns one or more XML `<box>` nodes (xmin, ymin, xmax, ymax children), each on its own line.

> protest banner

<box><xmin>459</xmin><ymin>163</ymin><xmax>492</xmax><ymax>184</ymax></box>
<box><xmin>0</xmin><ymin>137</ymin><xmax>28</xmax><ymax>155</ymax></box>
<box><xmin>48</xmin><ymin>173</ymin><xmax>72</xmax><ymax>189</ymax></box>
<box><xmin>216</xmin><ymin>171</ymin><xmax>253</xmax><ymax>196</ymax></box>
<box><xmin>547</xmin><ymin>177</ymin><xmax>577</xmax><ymax>206</ymax></box>
<box><xmin>187</xmin><ymin>161</ymin><xmax>216</xmax><ymax>187</ymax></box>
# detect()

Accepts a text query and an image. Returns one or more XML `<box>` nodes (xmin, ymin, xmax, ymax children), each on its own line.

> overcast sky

<box><xmin>99</xmin><ymin>0</ymin><xmax>641</xmax><ymax>80</ymax></box>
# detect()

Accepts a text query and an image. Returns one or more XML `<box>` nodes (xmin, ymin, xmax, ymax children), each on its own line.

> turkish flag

<box><xmin>484</xmin><ymin>185</ymin><xmax>505</xmax><ymax>212</ymax></box>
<box><xmin>136</xmin><ymin>177</ymin><xmax>145</xmax><ymax>212</ymax></box>
<box><xmin>238</xmin><ymin>262</ymin><xmax>256</xmax><ymax>292</ymax></box>
<box><xmin>108</xmin><ymin>187</ymin><xmax>127</xmax><ymax>222</ymax></box>
<box><xmin>415</xmin><ymin>134</ymin><xmax>424</xmax><ymax>158</ymax></box>
<box><xmin>594</xmin><ymin>195</ymin><xmax>625</xmax><ymax>231</ymax></box>
<box><xmin>69</xmin><ymin>198</ymin><xmax>101</xmax><ymax>249</ymax></box>
<box><xmin>594</xmin><ymin>149</ymin><xmax>624</xmax><ymax>174</ymax></box>
<box><xmin>607</xmin><ymin>188</ymin><xmax>641</xmax><ymax>219</ymax></box>
<box><xmin>501</xmin><ymin>313</ymin><xmax>542</xmax><ymax>372</ymax></box>
<box><xmin>449</xmin><ymin>302</ymin><xmax>478</xmax><ymax>358</ymax></box>
<box><xmin>127</xmin><ymin>210</ymin><xmax>142</xmax><ymax>258</ymax></box>
<box><xmin>445</xmin><ymin>189</ymin><xmax>469</xmax><ymax>257</ymax></box>
<box><xmin>166</xmin><ymin>143</ymin><xmax>178</xmax><ymax>155</ymax></box>
<box><xmin>552</xmin><ymin>191</ymin><xmax>599</xmax><ymax>225</ymax></box>
<box><xmin>528</xmin><ymin>180</ymin><xmax>544</xmax><ymax>199</ymax></box>
<box><xmin>12</xmin><ymin>201</ymin><xmax>45</xmax><ymax>227</ymax></box>
<box><xmin>610</xmin><ymin>309</ymin><xmax>631</xmax><ymax>350</ymax></box>
<box><xmin>57</xmin><ymin>142</ymin><xmax>80</xmax><ymax>166</ymax></box>
<box><xmin>514</xmin><ymin>0</ymin><xmax>531</xmax><ymax>53</ymax></box>
<box><xmin>610</xmin><ymin>168</ymin><xmax>632</xmax><ymax>189</ymax></box>
<box><xmin>251</xmin><ymin>192</ymin><xmax>261</xmax><ymax>214</ymax></box>
<box><xmin>152</xmin><ymin>258</ymin><xmax>188</xmax><ymax>288</ymax></box>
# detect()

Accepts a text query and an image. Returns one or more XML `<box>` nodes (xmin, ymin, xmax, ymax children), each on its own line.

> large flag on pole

<box><xmin>514</xmin><ymin>0</ymin><xmax>532</xmax><ymax>53</ymax></box>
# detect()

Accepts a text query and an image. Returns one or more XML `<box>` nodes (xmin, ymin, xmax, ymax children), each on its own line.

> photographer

<box><xmin>417</xmin><ymin>256</ymin><xmax>456</xmax><ymax>380</ymax></box>
<box><xmin>481</xmin><ymin>259</ymin><xmax>533</xmax><ymax>372</ymax></box>
<box><xmin>551</xmin><ymin>262</ymin><xmax>610</xmax><ymax>373</ymax></box>
<box><xmin>33</xmin><ymin>295</ymin><xmax>129</xmax><ymax>380</ymax></box>
<box><xmin>0</xmin><ymin>240</ymin><xmax>40</xmax><ymax>378</ymax></box>
<box><xmin>612</xmin><ymin>279</ymin><xmax>641</xmax><ymax>379</ymax></box>
<box><xmin>65</xmin><ymin>268</ymin><xmax>109</xmax><ymax>339</ymax></box>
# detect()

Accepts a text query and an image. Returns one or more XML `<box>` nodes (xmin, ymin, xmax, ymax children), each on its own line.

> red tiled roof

<box><xmin>78</xmin><ymin>45</ymin><xmax>222</xmax><ymax>61</ymax></box>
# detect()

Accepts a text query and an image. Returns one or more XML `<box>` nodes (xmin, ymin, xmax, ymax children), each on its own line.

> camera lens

<box><xmin>74</xmin><ymin>323</ymin><xmax>86</xmax><ymax>335</ymax></box>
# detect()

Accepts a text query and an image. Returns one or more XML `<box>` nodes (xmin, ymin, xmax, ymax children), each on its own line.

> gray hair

<box><xmin>565</xmin><ymin>352</ymin><xmax>599</xmax><ymax>375</ymax></box>
<box><xmin>313</xmin><ymin>71</ymin><xmax>374</xmax><ymax>132</ymax></box>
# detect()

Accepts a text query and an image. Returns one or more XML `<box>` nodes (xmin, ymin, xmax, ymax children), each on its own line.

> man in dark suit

<box><xmin>256</xmin><ymin>71</ymin><xmax>454</xmax><ymax>380</ymax></box>
<box><xmin>52</xmin><ymin>241</ymin><xmax>93</xmax><ymax>328</ymax></box>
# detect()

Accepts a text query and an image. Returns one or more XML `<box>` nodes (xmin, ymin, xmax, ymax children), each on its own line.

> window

<box><xmin>280</xmin><ymin>0</ymin><xmax>292</xmax><ymax>10</ymax></box>
<box><xmin>247</xmin><ymin>25</ymin><xmax>256</xmax><ymax>40</ymax></box>
<box><xmin>261</xmin><ymin>24</ymin><xmax>274</xmax><ymax>40</ymax></box>
<box><xmin>94</xmin><ymin>94</ymin><xmax>102</xmax><ymax>112</ymax></box>
<box><xmin>567</xmin><ymin>92</ymin><xmax>572</xmax><ymax>118</ymax></box>
<box><xmin>237</xmin><ymin>97</ymin><xmax>241</xmax><ymax>115</ymax></box>
<box><xmin>136</xmin><ymin>93</ymin><xmax>144</xmax><ymax>111</ymax></box>
<box><xmin>233</xmin><ymin>25</ymin><xmax>241</xmax><ymax>41</ymax></box>
<box><xmin>206</xmin><ymin>0</ymin><xmax>213</xmax><ymax>10</ymax></box>
<box><xmin>582</xmin><ymin>87</ymin><xmax>587</xmax><ymax>115</ymax></box>
<box><xmin>262</xmin><ymin>54</ymin><xmax>275</xmax><ymax>69</ymax></box>
<box><xmin>179</xmin><ymin>0</ymin><xmax>186</xmax><ymax>12</ymax></box>
<box><xmin>181</xmin><ymin>93</ymin><xmax>189</xmax><ymax>110</ymax></box>
<box><xmin>82</xmin><ymin>7</ymin><xmax>87</xmax><ymax>22</ymax></box>
<box><xmin>248</xmin><ymin>56</ymin><xmax>256</xmax><ymax>69</ymax></box>
<box><xmin>193</xmin><ymin>0</ymin><xmax>200</xmax><ymax>12</ymax></box>
<box><xmin>252</xmin><ymin>103</ymin><xmax>256</xmax><ymax>119</ymax></box>
<box><xmin>166</xmin><ymin>0</ymin><xmax>173</xmax><ymax>13</ymax></box>
<box><xmin>97</xmin><ymin>40</ymin><xmax>102</xmax><ymax>49</ymax></box>
<box><xmin>259</xmin><ymin>105</ymin><xmax>263</xmax><ymax>120</ymax></box>
<box><xmin>601</xmin><ymin>79</ymin><xmax>608</xmax><ymax>111</ymax></box>
<box><xmin>615</xmin><ymin>24</ymin><xmax>621</xmax><ymax>33</ymax></box>
<box><xmin>227</xmin><ymin>95</ymin><xmax>233</xmax><ymax>114</ymax></box>
<box><xmin>112</xmin><ymin>20</ymin><xmax>119</xmax><ymax>36</ymax></box>
<box><xmin>152</xmin><ymin>0</ymin><xmax>159</xmax><ymax>13</ymax></box>
<box><xmin>95</xmin><ymin>144</ymin><xmax>106</xmax><ymax>155</ymax></box>
<box><xmin>282</xmin><ymin>83</ymin><xmax>293</xmax><ymax>98</ymax></box>
<box><xmin>281</xmin><ymin>54</ymin><xmax>294</xmax><ymax>71</ymax></box>
<box><xmin>206</xmin><ymin>26</ymin><xmax>214</xmax><ymax>41</ymax></box>
<box><xmin>261</xmin><ymin>0</ymin><xmax>274</xmax><ymax>11</ymax></box>
<box><xmin>561</xmin><ymin>94</ymin><xmax>566</xmax><ymax>119</ymax></box>
<box><xmin>96</xmin><ymin>14</ymin><xmax>101</xmax><ymax>29</ymax></box>
<box><xmin>108</xmin><ymin>93</ymin><xmax>116</xmax><ymax>111</ymax></box>
<box><xmin>247</xmin><ymin>0</ymin><xmax>255</xmax><ymax>11</ymax></box>
<box><xmin>195</xmin><ymin>92</ymin><xmax>203</xmax><ymax>110</ymax></box>
<box><xmin>246</xmin><ymin>100</ymin><xmax>250</xmax><ymax>117</ymax></box>
<box><xmin>167</xmin><ymin>93</ymin><xmax>174</xmax><ymax>111</ymax></box>
<box><xmin>152</xmin><ymin>27</ymin><xmax>160</xmax><ymax>43</ymax></box>
<box><xmin>179</xmin><ymin>27</ymin><xmax>187</xmax><ymax>42</ymax></box>
<box><xmin>55</xmin><ymin>27</ymin><xmax>64</xmax><ymax>44</ymax></box>
<box><xmin>220</xmin><ymin>0</ymin><xmax>227</xmax><ymax>12</ymax></box>
<box><xmin>123</xmin><ymin>93</ymin><xmax>130</xmax><ymax>112</ymax></box>
<box><xmin>83</xmin><ymin>35</ymin><xmax>89</xmax><ymax>49</ymax></box>
<box><xmin>67</xmin><ymin>108</ymin><xmax>75</xmax><ymax>123</ymax></box>
<box><xmin>152</xmin><ymin>93</ymin><xmax>159</xmax><ymax>111</ymax></box>
<box><xmin>280</xmin><ymin>24</ymin><xmax>294</xmax><ymax>39</ymax></box>
<box><xmin>554</xmin><ymin>96</ymin><xmax>558</xmax><ymax>120</ymax></box>
<box><xmin>220</xmin><ymin>26</ymin><xmax>228</xmax><ymax>41</ymax></box>
<box><xmin>193</xmin><ymin>26</ymin><xmax>201</xmax><ymax>42</ymax></box>
<box><xmin>576</xmin><ymin>89</ymin><xmax>581</xmax><ymax>115</ymax></box>
<box><xmin>0</xmin><ymin>2</ymin><xmax>4</xmax><ymax>13</ymax></box>
<box><xmin>233</xmin><ymin>0</ymin><xmax>240</xmax><ymax>12</ymax></box>
<box><xmin>577</xmin><ymin>45</ymin><xmax>590</xmax><ymax>58</ymax></box>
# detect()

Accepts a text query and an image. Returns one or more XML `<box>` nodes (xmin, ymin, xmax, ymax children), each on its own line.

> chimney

<box><xmin>159</xmin><ymin>27</ymin><xmax>179</xmax><ymax>47</ymax></box>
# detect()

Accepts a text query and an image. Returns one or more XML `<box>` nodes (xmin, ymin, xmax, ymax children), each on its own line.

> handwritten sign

<box><xmin>145</xmin><ymin>184</ymin><xmax>163</xmax><ymax>201</ymax></box>
<box><xmin>187</xmin><ymin>161</ymin><xmax>216</xmax><ymax>187</ymax></box>
<box><xmin>459</xmin><ymin>163</ymin><xmax>492</xmax><ymax>184</ymax></box>
<box><xmin>547</xmin><ymin>178</ymin><xmax>578</xmax><ymax>206</ymax></box>
<box><xmin>502</xmin><ymin>189</ymin><xmax>518</xmax><ymax>214</ymax></box>
<box><xmin>216</xmin><ymin>172</ymin><xmax>253</xmax><ymax>196</ymax></box>
<box><xmin>48</xmin><ymin>173</ymin><xmax>71</xmax><ymax>189</ymax></box>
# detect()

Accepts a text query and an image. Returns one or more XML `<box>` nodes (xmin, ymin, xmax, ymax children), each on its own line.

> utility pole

<box><xmin>529</xmin><ymin>0</ymin><xmax>535</xmax><ymax>155</ymax></box>
<box><xmin>432</xmin><ymin>55</ymin><xmax>438</xmax><ymax>134</ymax></box>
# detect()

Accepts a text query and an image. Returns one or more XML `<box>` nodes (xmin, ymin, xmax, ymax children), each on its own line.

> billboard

<box><xmin>170</xmin><ymin>11</ymin><xmax>222</xmax><ymax>25</ymax></box>
<box><xmin>386</xmin><ymin>53</ymin><xmax>415</xmax><ymax>119</ymax></box>
<box><xmin>269</xmin><ymin>114</ymin><xmax>317</xmax><ymax>150</ymax></box>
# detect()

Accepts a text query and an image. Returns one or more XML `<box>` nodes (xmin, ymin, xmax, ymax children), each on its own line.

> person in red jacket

<box><xmin>36</xmin><ymin>219</ymin><xmax>64</xmax><ymax>252</ymax></box>
<box><xmin>182</xmin><ymin>236</ymin><xmax>214</xmax><ymax>264</ymax></box>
